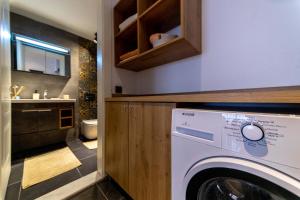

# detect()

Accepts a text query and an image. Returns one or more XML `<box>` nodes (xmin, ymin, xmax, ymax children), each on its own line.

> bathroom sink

<box><xmin>11</xmin><ymin>98</ymin><xmax>76</xmax><ymax>103</ymax></box>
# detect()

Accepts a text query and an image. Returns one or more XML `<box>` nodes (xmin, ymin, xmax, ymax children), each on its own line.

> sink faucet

<box><xmin>43</xmin><ymin>90</ymin><xmax>48</xmax><ymax>99</ymax></box>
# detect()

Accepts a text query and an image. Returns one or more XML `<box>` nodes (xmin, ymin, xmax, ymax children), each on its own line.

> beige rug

<box><xmin>83</xmin><ymin>140</ymin><xmax>98</xmax><ymax>149</ymax></box>
<box><xmin>22</xmin><ymin>147</ymin><xmax>81</xmax><ymax>189</ymax></box>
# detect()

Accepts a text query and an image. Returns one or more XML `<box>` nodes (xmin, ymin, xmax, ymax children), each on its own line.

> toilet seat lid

<box><xmin>82</xmin><ymin>119</ymin><xmax>98</xmax><ymax>125</ymax></box>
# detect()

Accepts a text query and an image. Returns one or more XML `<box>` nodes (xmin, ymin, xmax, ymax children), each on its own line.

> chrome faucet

<box><xmin>43</xmin><ymin>90</ymin><xmax>48</xmax><ymax>99</ymax></box>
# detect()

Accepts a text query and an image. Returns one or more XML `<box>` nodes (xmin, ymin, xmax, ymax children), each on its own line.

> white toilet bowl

<box><xmin>81</xmin><ymin>119</ymin><xmax>98</xmax><ymax>139</ymax></box>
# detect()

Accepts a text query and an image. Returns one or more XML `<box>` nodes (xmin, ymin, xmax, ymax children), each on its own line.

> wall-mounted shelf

<box><xmin>114</xmin><ymin>0</ymin><xmax>201</xmax><ymax>71</ymax></box>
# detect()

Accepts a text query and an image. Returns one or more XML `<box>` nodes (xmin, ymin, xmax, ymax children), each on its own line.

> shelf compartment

<box><xmin>138</xmin><ymin>0</ymin><xmax>159</xmax><ymax>15</ymax></box>
<box><xmin>60</xmin><ymin>118</ymin><xmax>73</xmax><ymax>129</ymax></box>
<box><xmin>139</xmin><ymin>23</ymin><xmax>181</xmax><ymax>53</ymax></box>
<box><xmin>59</xmin><ymin>108</ymin><xmax>74</xmax><ymax>129</ymax></box>
<box><xmin>117</xmin><ymin>37</ymin><xmax>199</xmax><ymax>71</ymax></box>
<box><xmin>114</xmin><ymin>0</ymin><xmax>137</xmax><ymax>35</ymax></box>
<box><xmin>115</xmin><ymin>21</ymin><xmax>138</xmax><ymax>64</ymax></box>
<box><xmin>138</xmin><ymin>0</ymin><xmax>180</xmax><ymax>53</ymax></box>
<box><xmin>115</xmin><ymin>0</ymin><xmax>137</xmax><ymax>15</ymax></box>
<box><xmin>115</xmin><ymin>20</ymin><xmax>137</xmax><ymax>39</ymax></box>
<box><xmin>139</xmin><ymin>0</ymin><xmax>180</xmax><ymax>31</ymax></box>
<box><xmin>60</xmin><ymin>108</ymin><xmax>73</xmax><ymax>117</ymax></box>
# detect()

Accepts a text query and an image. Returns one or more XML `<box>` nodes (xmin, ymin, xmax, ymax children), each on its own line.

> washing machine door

<box><xmin>184</xmin><ymin>158</ymin><xmax>300</xmax><ymax>200</ymax></box>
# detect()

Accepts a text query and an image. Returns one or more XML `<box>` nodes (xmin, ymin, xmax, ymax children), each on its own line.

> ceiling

<box><xmin>9</xmin><ymin>0</ymin><xmax>98</xmax><ymax>40</ymax></box>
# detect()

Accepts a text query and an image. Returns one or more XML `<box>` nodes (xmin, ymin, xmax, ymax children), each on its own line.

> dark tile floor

<box><xmin>96</xmin><ymin>178</ymin><xmax>132</xmax><ymax>200</ymax></box>
<box><xmin>69</xmin><ymin>177</ymin><xmax>132</xmax><ymax>200</ymax></box>
<box><xmin>5</xmin><ymin>139</ymin><xmax>97</xmax><ymax>200</ymax></box>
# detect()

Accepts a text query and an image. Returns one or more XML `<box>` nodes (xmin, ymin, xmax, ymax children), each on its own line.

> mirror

<box><xmin>11</xmin><ymin>33</ymin><xmax>71</xmax><ymax>77</ymax></box>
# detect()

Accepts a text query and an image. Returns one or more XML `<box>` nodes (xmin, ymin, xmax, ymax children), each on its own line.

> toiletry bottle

<box><xmin>43</xmin><ymin>90</ymin><xmax>48</xmax><ymax>99</ymax></box>
<box><xmin>33</xmin><ymin>90</ymin><xmax>40</xmax><ymax>100</ymax></box>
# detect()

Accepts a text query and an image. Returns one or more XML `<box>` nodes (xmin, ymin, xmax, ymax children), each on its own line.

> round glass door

<box><xmin>186</xmin><ymin>168</ymin><xmax>300</xmax><ymax>200</ymax></box>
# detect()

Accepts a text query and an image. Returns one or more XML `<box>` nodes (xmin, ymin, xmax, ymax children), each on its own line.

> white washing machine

<box><xmin>172</xmin><ymin>108</ymin><xmax>300</xmax><ymax>200</ymax></box>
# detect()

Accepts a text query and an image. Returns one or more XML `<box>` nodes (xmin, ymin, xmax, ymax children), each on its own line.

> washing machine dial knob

<box><xmin>241</xmin><ymin>123</ymin><xmax>264</xmax><ymax>141</ymax></box>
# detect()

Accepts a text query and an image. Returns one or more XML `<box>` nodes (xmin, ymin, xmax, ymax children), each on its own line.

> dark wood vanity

<box><xmin>12</xmin><ymin>102</ymin><xmax>74</xmax><ymax>154</ymax></box>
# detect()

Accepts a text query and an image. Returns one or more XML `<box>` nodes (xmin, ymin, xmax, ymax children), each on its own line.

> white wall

<box><xmin>112</xmin><ymin>0</ymin><xmax>300</xmax><ymax>94</ymax></box>
<box><xmin>0</xmin><ymin>0</ymin><xmax>11</xmax><ymax>198</ymax></box>
<box><xmin>111</xmin><ymin>67</ymin><xmax>137</xmax><ymax>94</ymax></box>
<box><xmin>10</xmin><ymin>0</ymin><xmax>98</xmax><ymax>40</ymax></box>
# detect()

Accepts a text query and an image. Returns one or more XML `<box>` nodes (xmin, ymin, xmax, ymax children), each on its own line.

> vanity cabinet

<box><xmin>13</xmin><ymin>108</ymin><xmax>58</xmax><ymax>134</ymax></box>
<box><xmin>12</xmin><ymin>103</ymin><xmax>74</xmax><ymax>154</ymax></box>
<box><xmin>38</xmin><ymin>108</ymin><xmax>58</xmax><ymax>131</ymax></box>
<box><xmin>13</xmin><ymin>109</ymin><xmax>39</xmax><ymax>134</ymax></box>
<box><xmin>105</xmin><ymin>101</ymin><xmax>175</xmax><ymax>200</ymax></box>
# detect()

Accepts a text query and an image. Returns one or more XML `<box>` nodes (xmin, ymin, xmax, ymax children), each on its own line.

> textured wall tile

<box><xmin>78</xmin><ymin>38</ymin><xmax>97</xmax><ymax>125</ymax></box>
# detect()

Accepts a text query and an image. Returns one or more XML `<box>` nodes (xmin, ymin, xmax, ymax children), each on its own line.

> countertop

<box><xmin>11</xmin><ymin>99</ymin><xmax>77</xmax><ymax>103</ymax></box>
<box><xmin>105</xmin><ymin>86</ymin><xmax>300</xmax><ymax>103</ymax></box>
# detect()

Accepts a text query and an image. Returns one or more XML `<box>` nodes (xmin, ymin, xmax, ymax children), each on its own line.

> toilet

<box><xmin>81</xmin><ymin>119</ymin><xmax>98</xmax><ymax>139</ymax></box>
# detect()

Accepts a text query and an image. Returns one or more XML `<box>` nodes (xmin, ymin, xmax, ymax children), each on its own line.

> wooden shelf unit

<box><xmin>114</xmin><ymin>0</ymin><xmax>201</xmax><ymax>71</ymax></box>
<box><xmin>59</xmin><ymin>108</ymin><xmax>74</xmax><ymax>129</ymax></box>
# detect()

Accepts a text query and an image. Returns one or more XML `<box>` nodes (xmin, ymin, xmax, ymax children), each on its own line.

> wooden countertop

<box><xmin>105</xmin><ymin>86</ymin><xmax>300</xmax><ymax>103</ymax></box>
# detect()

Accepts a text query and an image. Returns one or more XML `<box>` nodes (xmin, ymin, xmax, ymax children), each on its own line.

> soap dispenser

<box><xmin>33</xmin><ymin>90</ymin><xmax>40</xmax><ymax>100</ymax></box>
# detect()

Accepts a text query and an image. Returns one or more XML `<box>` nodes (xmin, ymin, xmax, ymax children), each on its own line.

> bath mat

<box><xmin>22</xmin><ymin>147</ymin><xmax>81</xmax><ymax>189</ymax></box>
<box><xmin>83</xmin><ymin>140</ymin><xmax>98</xmax><ymax>149</ymax></box>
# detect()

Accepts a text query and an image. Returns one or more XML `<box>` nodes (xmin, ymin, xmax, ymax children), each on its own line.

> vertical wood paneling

<box><xmin>105</xmin><ymin>102</ymin><xmax>129</xmax><ymax>192</ymax></box>
<box><xmin>129</xmin><ymin>102</ymin><xmax>175</xmax><ymax>200</ymax></box>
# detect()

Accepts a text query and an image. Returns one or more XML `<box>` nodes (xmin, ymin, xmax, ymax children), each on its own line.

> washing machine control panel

<box><xmin>222</xmin><ymin>112</ymin><xmax>300</xmax><ymax>168</ymax></box>
<box><xmin>173</xmin><ymin>109</ymin><xmax>300</xmax><ymax>169</ymax></box>
<box><xmin>241</xmin><ymin>123</ymin><xmax>264</xmax><ymax>141</ymax></box>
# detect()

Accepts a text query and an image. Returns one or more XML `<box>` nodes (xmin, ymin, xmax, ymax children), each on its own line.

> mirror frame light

<box><xmin>14</xmin><ymin>34</ymin><xmax>70</xmax><ymax>54</ymax></box>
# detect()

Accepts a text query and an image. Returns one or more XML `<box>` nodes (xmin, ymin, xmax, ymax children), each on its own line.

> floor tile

<box><xmin>8</xmin><ymin>163</ymin><xmax>24</xmax><ymax>185</ymax></box>
<box><xmin>11</xmin><ymin>158</ymin><xmax>24</xmax><ymax>166</ymax></box>
<box><xmin>67</xmin><ymin>139</ymin><xmax>85</xmax><ymax>151</ymax></box>
<box><xmin>78</xmin><ymin>155</ymin><xmax>97</xmax><ymax>176</ymax></box>
<box><xmin>5</xmin><ymin>182</ymin><xmax>21</xmax><ymax>200</ymax></box>
<box><xmin>97</xmin><ymin>178</ymin><xmax>130</xmax><ymax>200</ymax></box>
<box><xmin>8</xmin><ymin>139</ymin><xmax>98</xmax><ymax>200</ymax></box>
<box><xmin>96</xmin><ymin>186</ymin><xmax>107</xmax><ymax>200</ymax></box>
<box><xmin>72</xmin><ymin>147</ymin><xmax>96</xmax><ymax>160</ymax></box>
<box><xmin>20</xmin><ymin>169</ymin><xmax>81</xmax><ymax>200</ymax></box>
<box><xmin>69</xmin><ymin>186</ymin><xmax>106</xmax><ymax>200</ymax></box>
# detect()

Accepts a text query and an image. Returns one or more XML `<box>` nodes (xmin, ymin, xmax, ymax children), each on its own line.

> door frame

<box><xmin>0</xmin><ymin>0</ymin><xmax>12</xmax><ymax>198</ymax></box>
